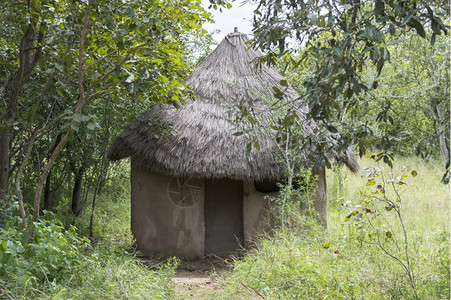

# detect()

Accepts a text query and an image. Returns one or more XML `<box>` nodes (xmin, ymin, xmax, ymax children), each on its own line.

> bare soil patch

<box><xmin>174</xmin><ymin>257</ymin><xmax>228</xmax><ymax>299</ymax></box>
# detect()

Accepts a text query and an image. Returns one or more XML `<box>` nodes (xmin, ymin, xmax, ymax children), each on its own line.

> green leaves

<box><xmin>246</xmin><ymin>142</ymin><xmax>252</xmax><ymax>156</ymax></box>
<box><xmin>87</xmin><ymin>122</ymin><xmax>101</xmax><ymax>131</ymax></box>
<box><xmin>250</xmin><ymin>0</ymin><xmax>448</xmax><ymax>168</ymax></box>
<box><xmin>407</xmin><ymin>19</ymin><xmax>426</xmax><ymax>38</ymax></box>
<box><xmin>125</xmin><ymin>7</ymin><xmax>136</xmax><ymax>18</ymax></box>
<box><xmin>63</xmin><ymin>113</ymin><xmax>102</xmax><ymax>135</ymax></box>
<box><xmin>374</xmin><ymin>0</ymin><xmax>385</xmax><ymax>20</ymax></box>
<box><xmin>306</xmin><ymin>13</ymin><xmax>317</xmax><ymax>22</ymax></box>
<box><xmin>342</xmin><ymin>163</ymin><xmax>421</xmax><ymax>289</ymax></box>
<box><xmin>366</xmin><ymin>178</ymin><xmax>376</xmax><ymax>186</ymax></box>
<box><xmin>125</xmin><ymin>74</ymin><xmax>135</xmax><ymax>83</ymax></box>
<box><xmin>0</xmin><ymin>213</ymin><xmax>91</xmax><ymax>287</ymax></box>
<box><xmin>272</xmin><ymin>86</ymin><xmax>284</xmax><ymax>99</ymax></box>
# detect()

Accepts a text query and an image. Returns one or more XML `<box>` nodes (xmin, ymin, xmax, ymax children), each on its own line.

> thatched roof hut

<box><xmin>108</xmin><ymin>31</ymin><xmax>358</xmax><ymax>180</ymax></box>
<box><xmin>107</xmin><ymin>31</ymin><xmax>357</xmax><ymax>258</ymax></box>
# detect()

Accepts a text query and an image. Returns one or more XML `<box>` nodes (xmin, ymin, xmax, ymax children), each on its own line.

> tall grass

<box><xmin>53</xmin><ymin>161</ymin><xmax>133</xmax><ymax>243</ymax></box>
<box><xmin>58</xmin><ymin>253</ymin><xmax>178</xmax><ymax>300</ymax></box>
<box><xmin>210</xmin><ymin>157</ymin><xmax>449</xmax><ymax>299</ymax></box>
<box><xmin>0</xmin><ymin>162</ymin><xmax>178</xmax><ymax>299</ymax></box>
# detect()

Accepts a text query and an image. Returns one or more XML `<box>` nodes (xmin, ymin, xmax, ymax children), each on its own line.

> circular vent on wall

<box><xmin>168</xmin><ymin>177</ymin><xmax>204</xmax><ymax>208</ymax></box>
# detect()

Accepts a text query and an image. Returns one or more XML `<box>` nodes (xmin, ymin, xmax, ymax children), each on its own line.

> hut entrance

<box><xmin>204</xmin><ymin>179</ymin><xmax>243</xmax><ymax>256</ymax></box>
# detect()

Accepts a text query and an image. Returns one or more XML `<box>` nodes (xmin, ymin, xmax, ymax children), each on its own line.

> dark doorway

<box><xmin>205</xmin><ymin>179</ymin><xmax>243</xmax><ymax>256</ymax></box>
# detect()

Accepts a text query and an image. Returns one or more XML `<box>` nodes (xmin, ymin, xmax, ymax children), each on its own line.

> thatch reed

<box><xmin>108</xmin><ymin>32</ymin><xmax>358</xmax><ymax>180</ymax></box>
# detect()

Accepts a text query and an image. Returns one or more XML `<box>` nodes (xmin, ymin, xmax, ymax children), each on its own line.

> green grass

<box><xmin>0</xmin><ymin>162</ymin><xmax>178</xmax><ymax>300</ymax></box>
<box><xmin>209</xmin><ymin>157</ymin><xmax>450</xmax><ymax>299</ymax></box>
<box><xmin>52</xmin><ymin>161</ymin><xmax>133</xmax><ymax>244</ymax></box>
<box><xmin>58</xmin><ymin>253</ymin><xmax>178</xmax><ymax>300</ymax></box>
<box><xmin>3</xmin><ymin>158</ymin><xmax>447</xmax><ymax>299</ymax></box>
<box><xmin>2</xmin><ymin>250</ymin><xmax>178</xmax><ymax>300</ymax></box>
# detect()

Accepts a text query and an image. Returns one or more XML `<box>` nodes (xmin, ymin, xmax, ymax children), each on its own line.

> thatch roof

<box><xmin>108</xmin><ymin>31</ymin><xmax>358</xmax><ymax>180</ymax></box>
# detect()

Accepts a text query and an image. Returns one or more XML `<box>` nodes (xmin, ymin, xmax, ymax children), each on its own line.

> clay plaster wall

<box><xmin>242</xmin><ymin>180</ymin><xmax>273</xmax><ymax>248</ymax></box>
<box><xmin>129</xmin><ymin>165</ymin><xmax>326</xmax><ymax>257</ymax></box>
<box><xmin>130</xmin><ymin>163</ymin><xmax>205</xmax><ymax>258</ymax></box>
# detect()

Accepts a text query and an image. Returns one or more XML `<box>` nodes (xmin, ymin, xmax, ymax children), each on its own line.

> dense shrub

<box><xmin>0</xmin><ymin>193</ymin><xmax>177</xmax><ymax>299</ymax></box>
<box><xmin>210</xmin><ymin>158</ymin><xmax>449</xmax><ymax>299</ymax></box>
<box><xmin>0</xmin><ymin>210</ymin><xmax>91</xmax><ymax>297</ymax></box>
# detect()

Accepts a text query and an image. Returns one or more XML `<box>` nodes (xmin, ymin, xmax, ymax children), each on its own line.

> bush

<box><xmin>0</xmin><ymin>210</ymin><xmax>91</xmax><ymax>297</ymax></box>
<box><xmin>210</xmin><ymin>158</ymin><xmax>449</xmax><ymax>299</ymax></box>
<box><xmin>0</xmin><ymin>203</ymin><xmax>178</xmax><ymax>299</ymax></box>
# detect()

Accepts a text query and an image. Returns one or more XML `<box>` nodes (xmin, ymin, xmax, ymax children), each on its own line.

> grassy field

<box><xmin>0</xmin><ymin>162</ymin><xmax>178</xmax><ymax>300</ymax></box>
<box><xmin>1</xmin><ymin>157</ymin><xmax>447</xmax><ymax>299</ymax></box>
<box><xmin>208</xmin><ymin>157</ymin><xmax>450</xmax><ymax>299</ymax></box>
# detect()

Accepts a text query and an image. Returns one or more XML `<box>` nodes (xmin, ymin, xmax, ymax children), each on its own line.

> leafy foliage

<box><xmin>209</xmin><ymin>158</ymin><xmax>449</xmax><ymax>299</ymax></box>
<box><xmin>0</xmin><ymin>168</ymin><xmax>178</xmax><ymax>299</ymax></box>
<box><xmin>243</xmin><ymin>0</ymin><xmax>449</xmax><ymax>168</ymax></box>
<box><xmin>268</xmin><ymin>167</ymin><xmax>319</xmax><ymax>227</ymax></box>
<box><xmin>343</xmin><ymin>162</ymin><xmax>420</xmax><ymax>295</ymax></box>
<box><xmin>0</xmin><ymin>210</ymin><xmax>91</xmax><ymax>295</ymax></box>
<box><xmin>0</xmin><ymin>0</ymin><xmax>213</xmax><ymax>226</ymax></box>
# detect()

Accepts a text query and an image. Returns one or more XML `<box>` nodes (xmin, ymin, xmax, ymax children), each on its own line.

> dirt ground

<box><xmin>174</xmin><ymin>257</ymin><xmax>229</xmax><ymax>299</ymax></box>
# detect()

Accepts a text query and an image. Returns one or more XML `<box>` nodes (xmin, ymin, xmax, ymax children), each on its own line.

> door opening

<box><xmin>204</xmin><ymin>179</ymin><xmax>243</xmax><ymax>256</ymax></box>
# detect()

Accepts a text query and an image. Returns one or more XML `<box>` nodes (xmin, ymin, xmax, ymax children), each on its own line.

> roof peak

<box><xmin>224</xmin><ymin>31</ymin><xmax>248</xmax><ymax>47</ymax></box>
<box><xmin>226</xmin><ymin>31</ymin><xmax>247</xmax><ymax>38</ymax></box>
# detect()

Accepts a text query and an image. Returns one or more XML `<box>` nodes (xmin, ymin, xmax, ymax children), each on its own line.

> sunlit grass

<box><xmin>327</xmin><ymin>157</ymin><xmax>449</xmax><ymax>299</ymax></box>
<box><xmin>210</xmin><ymin>157</ymin><xmax>449</xmax><ymax>299</ymax></box>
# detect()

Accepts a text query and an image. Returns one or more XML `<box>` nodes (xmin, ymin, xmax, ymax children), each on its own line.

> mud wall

<box><xmin>130</xmin><ymin>163</ymin><xmax>205</xmax><ymax>258</ymax></box>
<box><xmin>242</xmin><ymin>180</ymin><xmax>273</xmax><ymax>248</ymax></box>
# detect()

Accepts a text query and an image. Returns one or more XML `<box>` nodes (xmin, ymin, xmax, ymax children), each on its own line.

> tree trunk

<box><xmin>0</xmin><ymin>133</ymin><xmax>10</xmax><ymax>201</ymax></box>
<box><xmin>0</xmin><ymin>21</ymin><xmax>44</xmax><ymax>200</ymax></box>
<box><xmin>436</xmin><ymin>104</ymin><xmax>450</xmax><ymax>168</ymax></box>
<box><xmin>89</xmin><ymin>159</ymin><xmax>108</xmax><ymax>239</ymax></box>
<box><xmin>71</xmin><ymin>165</ymin><xmax>85</xmax><ymax>215</ymax></box>
<box><xmin>32</xmin><ymin>134</ymin><xmax>69</xmax><ymax>223</ymax></box>
<box><xmin>31</xmin><ymin>0</ymin><xmax>92</xmax><ymax>225</ymax></box>
<box><xmin>14</xmin><ymin>131</ymin><xmax>39</xmax><ymax>230</ymax></box>
<box><xmin>43</xmin><ymin>170</ymin><xmax>52</xmax><ymax>211</ymax></box>
<box><xmin>89</xmin><ymin>109</ymin><xmax>111</xmax><ymax>239</ymax></box>
<box><xmin>43</xmin><ymin>132</ymin><xmax>62</xmax><ymax>211</ymax></box>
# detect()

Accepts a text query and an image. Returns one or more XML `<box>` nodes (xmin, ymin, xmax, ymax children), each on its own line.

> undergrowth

<box><xmin>0</xmin><ymin>162</ymin><xmax>178</xmax><ymax>299</ymax></box>
<box><xmin>210</xmin><ymin>157</ymin><xmax>449</xmax><ymax>299</ymax></box>
<box><xmin>1</xmin><ymin>157</ymin><xmax>448</xmax><ymax>299</ymax></box>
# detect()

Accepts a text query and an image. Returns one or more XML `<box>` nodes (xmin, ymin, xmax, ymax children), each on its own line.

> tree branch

<box><xmin>83</xmin><ymin>48</ymin><xmax>118</xmax><ymax>75</ymax></box>
<box><xmin>86</xmin><ymin>42</ymin><xmax>150</xmax><ymax>94</ymax></box>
